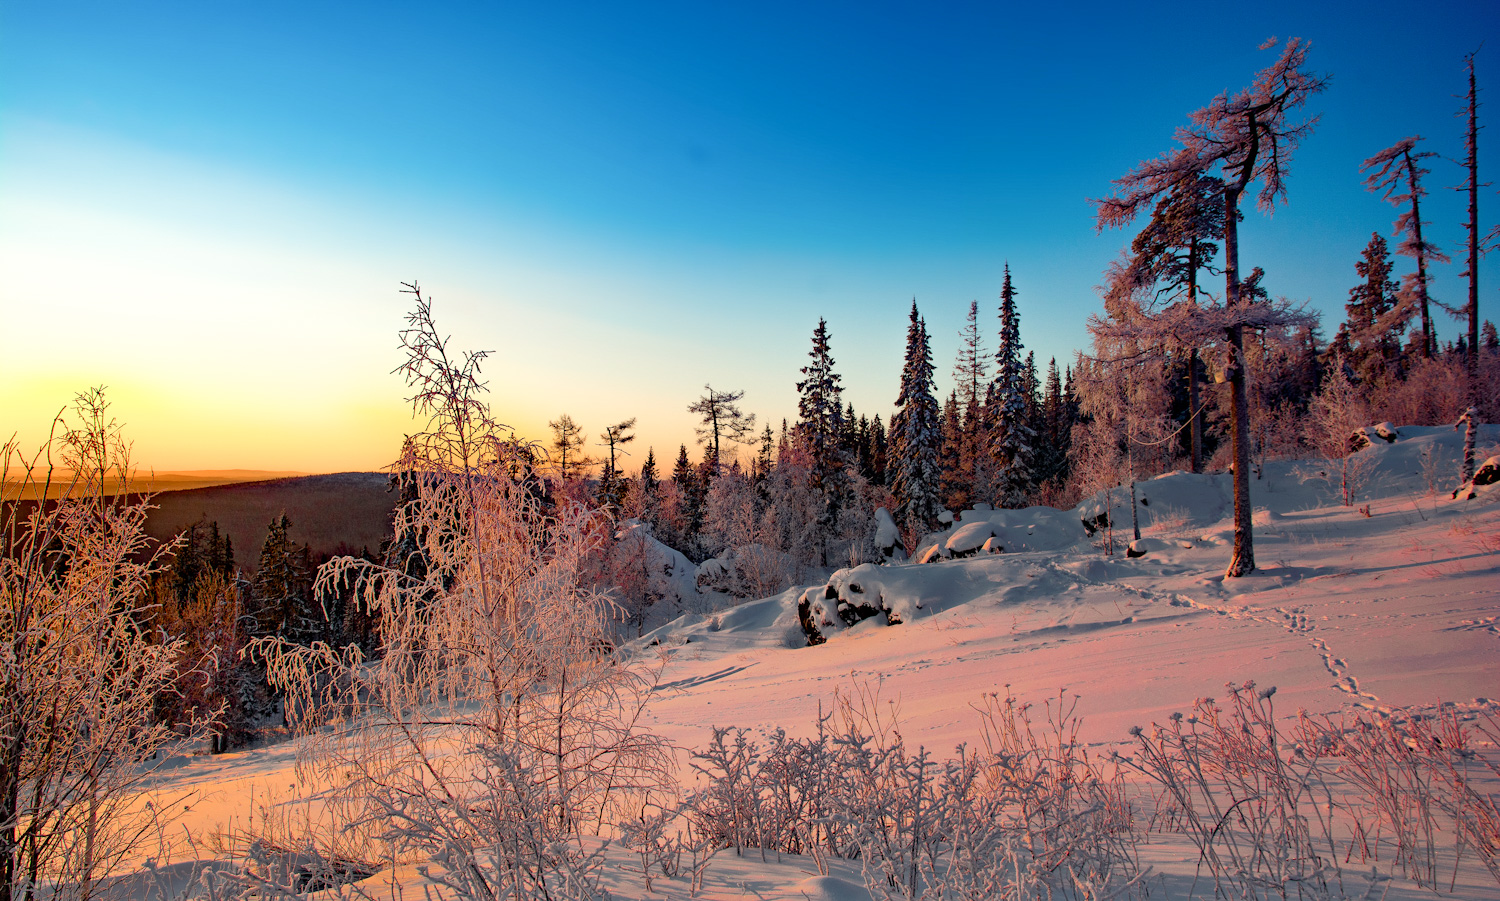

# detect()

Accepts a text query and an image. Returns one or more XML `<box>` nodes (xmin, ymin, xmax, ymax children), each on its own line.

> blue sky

<box><xmin>1</xmin><ymin>2</ymin><xmax>1494</xmax><ymax>471</ymax></box>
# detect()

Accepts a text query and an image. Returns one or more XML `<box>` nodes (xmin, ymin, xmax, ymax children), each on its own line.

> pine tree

<box><xmin>867</xmin><ymin>415</ymin><xmax>888</xmax><ymax>487</ymax></box>
<box><xmin>1345</xmin><ymin>233</ymin><xmax>1403</xmax><ymax>382</ymax></box>
<box><xmin>1033</xmin><ymin>357</ymin><xmax>1071</xmax><ymax>489</ymax></box>
<box><xmin>639</xmin><ymin>446</ymin><xmax>659</xmax><ymax>495</ymax></box>
<box><xmin>754</xmin><ymin>425</ymin><xmax>775</xmax><ymax>482</ymax></box>
<box><xmin>1112</xmin><ymin>172</ymin><xmax>1226</xmax><ymax>472</ymax></box>
<box><xmin>548</xmin><ymin>414</ymin><xmax>593</xmax><ymax>482</ymax></box>
<box><xmin>939</xmin><ymin>392</ymin><xmax>968</xmax><ymax>512</ymax></box>
<box><xmin>671</xmin><ymin>444</ymin><xmax>704</xmax><ymax>544</ymax></box>
<box><xmin>595</xmin><ymin>417</ymin><xmax>637</xmax><ymax>511</ymax></box>
<box><xmin>795</xmin><ymin>318</ymin><xmax>847</xmax><ymax>564</ymax></box>
<box><xmin>251</xmin><ymin>514</ymin><xmax>317</xmax><ymax>644</ymax></box>
<box><xmin>890</xmin><ymin>300</ymin><xmax>944</xmax><ymax>535</ymax></box>
<box><xmin>795</xmin><ymin>318</ymin><xmax>845</xmax><ymax>493</ymax></box>
<box><xmin>687</xmin><ymin>386</ymin><xmax>757</xmax><ymax>472</ymax></box>
<box><xmin>989</xmin><ymin>265</ymin><xmax>1035</xmax><ymax>507</ymax></box>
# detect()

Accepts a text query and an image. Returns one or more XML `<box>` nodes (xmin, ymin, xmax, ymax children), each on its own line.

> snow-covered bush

<box><xmin>678</xmin><ymin>685</ymin><xmax>1145</xmax><ymax>900</ymax></box>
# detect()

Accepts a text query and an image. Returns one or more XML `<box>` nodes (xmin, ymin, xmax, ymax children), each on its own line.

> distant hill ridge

<box><xmin>143</xmin><ymin>472</ymin><xmax>398</xmax><ymax>572</ymax></box>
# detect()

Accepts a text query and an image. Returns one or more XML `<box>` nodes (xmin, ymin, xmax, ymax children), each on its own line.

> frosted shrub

<box><xmin>257</xmin><ymin>287</ymin><xmax>672</xmax><ymax>900</ymax></box>
<box><xmin>680</xmin><ymin>686</ymin><xmax>1144</xmax><ymax>900</ymax></box>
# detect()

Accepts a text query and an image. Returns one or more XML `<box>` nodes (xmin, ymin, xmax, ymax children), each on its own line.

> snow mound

<box><xmin>791</xmin><ymin>874</ymin><xmax>873</xmax><ymax>901</ymax></box>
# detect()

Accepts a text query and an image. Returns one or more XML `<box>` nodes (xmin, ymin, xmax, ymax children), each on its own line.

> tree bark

<box><xmin>1222</xmin><ymin>187</ymin><xmax>1256</xmax><ymax>577</ymax></box>
<box><xmin>1462</xmin><ymin>54</ymin><xmax>1481</xmax><ymax>484</ymax></box>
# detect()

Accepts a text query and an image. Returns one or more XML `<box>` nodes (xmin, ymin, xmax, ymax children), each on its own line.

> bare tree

<box><xmin>1362</xmin><ymin>137</ymin><xmax>1447</xmax><ymax>359</ymax></box>
<box><xmin>687</xmin><ymin>386</ymin><xmax>757</xmax><ymax>470</ymax></box>
<box><xmin>1094</xmin><ymin>37</ymin><xmax>1328</xmax><ymax>577</ymax></box>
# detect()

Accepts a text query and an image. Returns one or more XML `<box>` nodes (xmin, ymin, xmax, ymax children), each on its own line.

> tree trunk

<box><xmin>1462</xmin><ymin>54</ymin><xmax>1481</xmax><ymax>483</ymax></box>
<box><xmin>1222</xmin><ymin>188</ymin><xmax>1256</xmax><ymax>577</ymax></box>
<box><xmin>1188</xmin><ymin>349</ymin><xmax>1203</xmax><ymax>472</ymax></box>
<box><xmin>1187</xmin><ymin>238</ymin><xmax>1204</xmax><ymax>472</ymax></box>
<box><xmin>1406</xmin><ymin>148</ymin><xmax>1434</xmax><ymax>359</ymax></box>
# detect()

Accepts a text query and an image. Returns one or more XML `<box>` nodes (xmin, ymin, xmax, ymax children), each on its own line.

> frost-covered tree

<box><xmin>1094</xmin><ymin>37</ymin><xmax>1327</xmax><ymax>577</ymax></box>
<box><xmin>889</xmin><ymin>300</ymin><xmax>944</xmax><ymax>536</ymax></box>
<box><xmin>261</xmin><ymin>287</ymin><xmax>670</xmax><ymax>898</ymax></box>
<box><xmin>989</xmin><ymin>265</ymin><xmax>1035</xmax><ymax>507</ymax></box>
<box><xmin>0</xmin><ymin>389</ymin><xmax>212</xmax><ymax>901</ymax></box>
<box><xmin>688</xmin><ymin>386</ymin><xmax>756</xmax><ymax>471</ymax></box>
<box><xmin>1111</xmin><ymin>172</ymin><xmax>1225</xmax><ymax>472</ymax></box>
<box><xmin>1362</xmin><ymin>137</ymin><xmax>1446</xmax><ymax>359</ymax></box>
<box><xmin>1306</xmin><ymin>356</ymin><xmax>1374</xmax><ymax>506</ymax></box>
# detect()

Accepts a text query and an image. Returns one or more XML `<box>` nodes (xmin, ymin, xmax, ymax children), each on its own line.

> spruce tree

<box><xmin>867</xmin><ymin>415</ymin><xmax>888</xmax><ymax>487</ymax></box>
<box><xmin>795</xmin><ymin>318</ymin><xmax>847</xmax><ymax>564</ymax></box>
<box><xmin>890</xmin><ymin>300</ymin><xmax>944</xmax><ymax>536</ymax></box>
<box><xmin>251</xmin><ymin>514</ymin><xmax>316</xmax><ymax>644</ymax></box>
<box><xmin>1345</xmin><ymin>233</ymin><xmax>1403</xmax><ymax>382</ymax></box>
<box><xmin>989</xmin><ymin>265</ymin><xmax>1035</xmax><ymax>507</ymax></box>
<box><xmin>939</xmin><ymin>392</ymin><xmax>968</xmax><ymax>513</ymax></box>
<box><xmin>795</xmin><ymin>318</ymin><xmax>845</xmax><ymax>492</ymax></box>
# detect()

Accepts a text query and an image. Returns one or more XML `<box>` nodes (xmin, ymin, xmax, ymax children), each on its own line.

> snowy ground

<box><xmin>122</xmin><ymin>425</ymin><xmax>1500</xmax><ymax>900</ymax></box>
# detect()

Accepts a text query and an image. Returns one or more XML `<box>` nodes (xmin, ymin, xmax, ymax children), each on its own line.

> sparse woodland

<box><xmin>3</xmin><ymin>36</ymin><xmax>1500</xmax><ymax>901</ymax></box>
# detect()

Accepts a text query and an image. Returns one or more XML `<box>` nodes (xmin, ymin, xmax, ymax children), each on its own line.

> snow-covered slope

<box><xmin>115</xmin><ymin>424</ymin><xmax>1500</xmax><ymax>900</ymax></box>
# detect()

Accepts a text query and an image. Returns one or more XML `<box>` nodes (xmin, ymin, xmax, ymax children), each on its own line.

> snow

<box><xmin>108</xmin><ymin>423</ymin><xmax>1500</xmax><ymax>900</ymax></box>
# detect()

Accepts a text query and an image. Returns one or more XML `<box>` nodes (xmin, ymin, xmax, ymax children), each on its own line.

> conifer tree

<box><xmin>1362</xmin><ymin>137</ymin><xmax>1446</xmax><ymax>359</ymax></box>
<box><xmin>671</xmin><ymin>444</ymin><xmax>704</xmax><ymax>544</ymax></box>
<box><xmin>867</xmin><ymin>415</ymin><xmax>888</xmax><ymax>487</ymax></box>
<box><xmin>639</xmin><ymin>446</ymin><xmax>659</xmax><ymax>495</ymax></box>
<box><xmin>890</xmin><ymin>301</ymin><xmax>944</xmax><ymax>535</ymax></box>
<box><xmin>795</xmin><ymin>318</ymin><xmax>847</xmax><ymax>564</ymax></box>
<box><xmin>796</xmin><ymin>318</ymin><xmax>845</xmax><ymax>492</ymax></box>
<box><xmin>596</xmin><ymin>417</ymin><xmax>637</xmax><ymax>510</ymax></box>
<box><xmin>754</xmin><ymin>425</ymin><xmax>775</xmax><ymax>482</ymax></box>
<box><xmin>1345</xmin><ymin>233</ymin><xmax>1403</xmax><ymax>382</ymax></box>
<box><xmin>939</xmin><ymin>392</ymin><xmax>968</xmax><ymax>512</ymax></box>
<box><xmin>1033</xmin><ymin>358</ymin><xmax>1072</xmax><ymax>490</ymax></box>
<box><xmin>251</xmin><ymin>514</ymin><xmax>316</xmax><ymax>644</ymax></box>
<box><xmin>1112</xmin><ymin>172</ymin><xmax>1225</xmax><ymax>472</ymax></box>
<box><xmin>989</xmin><ymin>265</ymin><xmax>1035</xmax><ymax>507</ymax></box>
<box><xmin>548</xmin><ymin>414</ymin><xmax>593</xmax><ymax>482</ymax></box>
<box><xmin>687</xmin><ymin>386</ymin><xmax>756</xmax><ymax>472</ymax></box>
<box><xmin>1457</xmin><ymin>51</ymin><xmax>1484</xmax><ymax>484</ymax></box>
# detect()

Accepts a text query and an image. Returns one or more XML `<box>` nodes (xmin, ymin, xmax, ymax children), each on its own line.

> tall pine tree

<box><xmin>890</xmin><ymin>301</ymin><xmax>943</xmax><ymax>536</ymax></box>
<box><xmin>989</xmin><ymin>265</ymin><xmax>1035</xmax><ymax>507</ymax></box>
<box><xmin>795</xmin><ymin>318</ymin><xmax>846</xmax><ymax>565</ymax></box>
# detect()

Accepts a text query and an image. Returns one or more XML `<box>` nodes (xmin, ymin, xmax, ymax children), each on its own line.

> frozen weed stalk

<box><xmin>255</xmin><ymin>284</ymin><xmax>673</xmax><ymax>901</ymax></box>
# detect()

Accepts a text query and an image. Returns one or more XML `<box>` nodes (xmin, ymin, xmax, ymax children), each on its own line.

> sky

<box><xmin>1</xmin><ymin>2</ymin><xmax>1495</xmax><ymax>474</ymax></box>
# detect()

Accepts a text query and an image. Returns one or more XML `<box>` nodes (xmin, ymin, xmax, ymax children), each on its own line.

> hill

<box><xmin>143</xmin><ymin>472</ymin><xmax>396</xmax><ymax>568</ymax></box>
